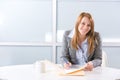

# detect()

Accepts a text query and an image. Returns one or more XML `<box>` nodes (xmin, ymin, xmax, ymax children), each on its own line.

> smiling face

<box><xmin>78</xmin><ymin>16</ymin><xmax>91</xmax><ymax>37</ymax></box>
<box><xmin>72</xmin><ymin>12</ymin><xmax>94</xmax><ymax>51</ymax></box>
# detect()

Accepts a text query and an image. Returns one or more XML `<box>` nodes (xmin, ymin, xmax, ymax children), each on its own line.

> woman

<box><xmin>60</xmin><ymin>12</ymin><xmax>102</xmax><ymax>71</ymax></box>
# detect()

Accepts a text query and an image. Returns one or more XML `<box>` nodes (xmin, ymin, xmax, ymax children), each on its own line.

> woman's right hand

<box><xmin>63</xmin><ymin>62</ymin><xmax>72</xmax><ymax>69</ymax></box>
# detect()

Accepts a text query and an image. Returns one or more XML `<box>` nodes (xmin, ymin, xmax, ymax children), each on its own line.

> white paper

<box><xmin>63</xmin><ymin>65</ymin><xmax>85</xmax><ymax>74</ymax></box>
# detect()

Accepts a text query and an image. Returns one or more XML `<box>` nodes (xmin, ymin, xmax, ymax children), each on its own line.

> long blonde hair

<box><xmin>71</xmin><ymin>12</ymin><xmax>95</xmax><ymax>54</ymax></box>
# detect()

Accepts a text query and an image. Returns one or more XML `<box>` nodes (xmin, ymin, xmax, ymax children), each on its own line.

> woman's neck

<box><xmin>79</xmin><ymin>35</ymin><xmax>86</xmax><ymax>42</ymax></box>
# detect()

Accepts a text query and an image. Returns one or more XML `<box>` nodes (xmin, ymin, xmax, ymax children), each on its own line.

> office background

<box><xmin>0</xmin><ymin>0</ymin><xmax>120</xmax><ymax>69</ymax></box>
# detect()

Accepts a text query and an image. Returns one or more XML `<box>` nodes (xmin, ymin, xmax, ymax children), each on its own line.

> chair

<box><xmin>101</xmin><ymin>50</ymin><xmax>108</xmax><ymax>67</ymax></box>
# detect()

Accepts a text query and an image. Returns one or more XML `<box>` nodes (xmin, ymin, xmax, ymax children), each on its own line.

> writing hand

<box><xmin>63</xmin><ymin>62</ymin><xmax>72</xmax><ymax>69</ymax></box>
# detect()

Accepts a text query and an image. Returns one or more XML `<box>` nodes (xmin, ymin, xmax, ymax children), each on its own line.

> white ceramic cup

<box><xmin>35</xmin><ymin>60</ymin><xmax>46</xmax><ymax>73</ymax></box>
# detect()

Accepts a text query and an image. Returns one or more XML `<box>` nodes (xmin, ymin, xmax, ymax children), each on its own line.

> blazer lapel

<box><xmin>87</xmin><ymin>44</ymin><xmax>96</xmax><ymax>61</ymax></box>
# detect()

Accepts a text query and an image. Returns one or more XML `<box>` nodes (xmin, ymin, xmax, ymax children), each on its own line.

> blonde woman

<box><xmin>61</xmin><ymin>12</ymin><xmax>102</xmax><ymax>71</ymax></box>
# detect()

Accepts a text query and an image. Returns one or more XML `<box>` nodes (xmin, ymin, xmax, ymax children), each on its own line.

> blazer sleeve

<box><xmin>91</xmin><ymin>32</ymin><xmax>102</xmax><ymax>67</ymax></box>
<box><xmin>60</xmin><ymin>30</ymin><xmax>71</xmax><ymax>64</ymax></box>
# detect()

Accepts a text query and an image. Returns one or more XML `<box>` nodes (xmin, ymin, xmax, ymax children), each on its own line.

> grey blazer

<box><xmin>60</xmin><ymin>30</ymin><xmax>102</xmax><ymax>67</ymax></box>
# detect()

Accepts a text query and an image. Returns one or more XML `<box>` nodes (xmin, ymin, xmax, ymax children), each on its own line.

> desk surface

<box><xmin>0</xmin><ymin>64</ymin><xmax>120</xmax><ymax>80</ymax></box>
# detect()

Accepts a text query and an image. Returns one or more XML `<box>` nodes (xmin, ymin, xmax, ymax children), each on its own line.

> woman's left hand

<box><xmin>84</xmin><ymin>61</ymin><xmax>94</xmax><ymax>71</ymax></box>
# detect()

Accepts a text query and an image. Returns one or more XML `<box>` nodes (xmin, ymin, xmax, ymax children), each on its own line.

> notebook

<box><xmin>63</xmin><ymin>65</ymin><xmax>85</xmax><ymax>74</ymax></box>
<box><xmin>60</xmin><ymin>64</ymin><xmax>86</xmax><ymax>76</ymax></box>
<box><xmin>44</xmin><ymin>60</ymin><xmax>86</xmax><ymax>76</ymax></box>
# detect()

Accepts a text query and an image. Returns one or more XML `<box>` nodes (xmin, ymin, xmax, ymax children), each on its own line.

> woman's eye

<box><xmin>87</xmin><ymin>24</ymin><xmax>91</xmax><ymax>27</ymax></box>
<box><xmin>82</xmin><ymin>22</ymin><xmax>85</xmax><ymax>25</ymax></box>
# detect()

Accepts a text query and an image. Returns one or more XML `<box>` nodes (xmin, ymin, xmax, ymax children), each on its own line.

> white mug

<box><xmin>35</xmin><ymin>60</ymin><xmax>46</xmax><ymax>73</ymax></box>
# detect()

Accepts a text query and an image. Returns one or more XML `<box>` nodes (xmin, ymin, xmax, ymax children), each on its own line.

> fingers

<box><xmin>63</xmin><ymin>62</ymin><xmax>72</xmax><ymax>69</ymax></box>
<box><xmin>84</xmin><ymin>62</ymin><xmax>93</xmax><ymax>71</ymax></box>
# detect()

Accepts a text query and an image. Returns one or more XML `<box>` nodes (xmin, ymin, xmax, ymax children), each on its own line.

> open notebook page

<box><xmin>63</xmin><ymin>64</ymin><xmax>86</xmax><ymax>74</ymax></box>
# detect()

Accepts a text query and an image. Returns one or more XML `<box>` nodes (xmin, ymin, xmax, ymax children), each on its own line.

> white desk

<box><xmin>0</xmin><ymin>64</ymin><xmax>120</xmax><ymax>80</ymax></box>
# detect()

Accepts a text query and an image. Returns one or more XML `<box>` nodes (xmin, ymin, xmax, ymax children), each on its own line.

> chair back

<box><xmin>101</xmin><ymin>50</ymin><xmax>108</xmax><ymax>67</ymax></box>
